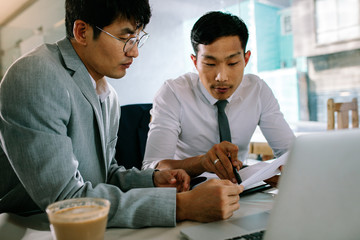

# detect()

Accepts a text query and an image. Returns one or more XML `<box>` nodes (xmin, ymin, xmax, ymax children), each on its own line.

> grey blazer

<box><xmin>0</xmin><ymin>38</ymin><xmax>176</xmax><ymax>228</ymax></box>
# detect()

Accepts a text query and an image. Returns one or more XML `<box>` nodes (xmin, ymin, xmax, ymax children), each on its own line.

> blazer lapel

<box><xmin>56</xmin><ymin>38</ymin><xmax>107</xmax><ymax>167</ymax></box>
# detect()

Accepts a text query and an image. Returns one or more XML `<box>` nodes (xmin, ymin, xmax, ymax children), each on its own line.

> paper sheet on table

<box><xmin>239</xmin><ymin>152</ymin><xmax>289</xmax><ymax>190</ymax></box>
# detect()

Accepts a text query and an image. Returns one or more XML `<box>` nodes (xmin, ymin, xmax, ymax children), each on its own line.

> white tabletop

<box><xmin>0</xmin><ymin>191</ymin><xmax>275</xmax><ymax>240</ymax></box>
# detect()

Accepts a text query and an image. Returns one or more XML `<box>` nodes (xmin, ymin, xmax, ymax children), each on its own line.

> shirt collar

<box><xmin>89</xmin><ymin>74</ymin><xmax>110</xmax><ymax>103</ymax></box>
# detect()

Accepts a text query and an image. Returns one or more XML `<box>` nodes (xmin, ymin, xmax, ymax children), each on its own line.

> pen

<box><xmin>233</xmin><ymin>167</ymin><xmax>242</xmax><ymax>184</ymax></box>
<box><xmin>229</xmin><ymin>156</ymin><xmax>242</xmax><ymax>184</ymax></box>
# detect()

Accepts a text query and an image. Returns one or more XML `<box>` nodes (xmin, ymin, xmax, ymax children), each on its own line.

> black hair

<box><xmin>191</xmin><ymin>11</ymin><xmax>249</xmax><ymax>55</ymax></box>
<box><xmin>65</xmin><ymin>0</ymin><xmax>151</xmax><ymax>39</ymax></box>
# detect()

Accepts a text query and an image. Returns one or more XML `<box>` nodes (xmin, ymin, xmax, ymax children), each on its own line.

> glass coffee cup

<box><xmin>46</xmin><ymin>197</ymin><xmax>110</xmax><ymax>240</ymax></box>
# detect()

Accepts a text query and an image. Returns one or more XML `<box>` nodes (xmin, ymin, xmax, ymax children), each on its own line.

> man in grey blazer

<box><xmin>0</xmin><ymin>0</ymin><xmax>243</xmax><ymax>228</ymax></box>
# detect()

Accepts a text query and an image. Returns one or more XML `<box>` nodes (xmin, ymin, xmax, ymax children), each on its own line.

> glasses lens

<box><xmin>124</xmin><ymin>37</ymin><xmax>137</xmax><ymax>53</ymax></box>
<box><xmin>138</xmin><ymin>34</ymin><xmax>149</xmax><ymax>48</ymax></box>
<box><xmin>123</xmin><ymin>33</ymin><xmax>149</xmax><ymax>52</ymax></box>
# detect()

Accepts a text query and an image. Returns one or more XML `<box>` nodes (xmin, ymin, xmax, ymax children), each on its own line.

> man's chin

<box><xmin>108</xmin><ymin>71</ymin><xmax>127</xmax><ymax>79</ymax></box>
<box><xmin>212</xmin><ymin>93</ymin><xmax>230</xmax><ymax>100</ymax></box>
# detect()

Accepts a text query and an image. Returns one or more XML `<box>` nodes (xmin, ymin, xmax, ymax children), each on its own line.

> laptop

<box><xmin>180</xmin><ymin>129</ymin><xmax>360</xmax><ymax>240</ymax></box>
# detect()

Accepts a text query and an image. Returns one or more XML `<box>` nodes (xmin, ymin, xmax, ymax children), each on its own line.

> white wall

<box><xmin>0</xmin><ymin>0</ymin><xmax>65</xmax><ymax>74</ymax></box>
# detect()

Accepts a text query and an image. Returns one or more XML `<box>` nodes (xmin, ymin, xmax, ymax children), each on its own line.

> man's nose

<box><xmin>125</xmin><ymin>43</ymin><xmax>139</xmax><ymax>58</ymax></box>
<box><xmin>215</xmin><ymin>65</ymin><xmax>228</xmax><ymax>82</ymax></box>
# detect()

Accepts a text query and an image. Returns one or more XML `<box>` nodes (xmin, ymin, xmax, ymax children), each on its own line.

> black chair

<box><xmin>115</xmin><ymin>103</ymin><xmax>152</xmax><ymax>169</ymax></box>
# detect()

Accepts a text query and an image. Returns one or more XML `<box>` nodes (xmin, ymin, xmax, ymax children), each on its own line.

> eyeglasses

<box><xmin>95</xmin><ymin>26</ymin><xmax>149</xmax><ymax>53</ymax></box>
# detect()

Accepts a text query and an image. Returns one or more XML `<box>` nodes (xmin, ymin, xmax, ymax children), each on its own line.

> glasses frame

<box><xmin>95</xmin><ymin>26</ymin><xmax>149</xmax><ymax>53</ymax></box>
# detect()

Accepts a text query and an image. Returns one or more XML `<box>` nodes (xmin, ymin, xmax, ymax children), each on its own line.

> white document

<box><xmin>239</xmin><ymin>152</ymin><xmax>289</xmax><ymax>190</ymax></box>
<box><xmin>198</xmin><ymin>152</ymin><xmax>289</xmax><ymax>190</ymax></box>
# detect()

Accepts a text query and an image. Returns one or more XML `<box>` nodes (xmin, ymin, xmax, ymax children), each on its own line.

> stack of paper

<box><xmin>198</xmin><ymin>152</ymin><xmax>289</xmax><ymax>190</ymax></box>
<box><xmin>239</xmin><ymin>152</ymin><xmax>289</xmax><ymax>190</ymax></box>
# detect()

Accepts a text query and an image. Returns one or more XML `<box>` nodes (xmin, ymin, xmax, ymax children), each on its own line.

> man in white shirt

<box><xmin>142</xmin><ymin>11</ymin><xmax>295</xmax><ymax>183</ymax></box>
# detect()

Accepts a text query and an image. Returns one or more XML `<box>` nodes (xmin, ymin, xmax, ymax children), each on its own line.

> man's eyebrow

<box><xmin>119</xmin><ymin>27</ymin><xmax>136</xmax><ymax>35</ymax></box>
<box><xmin>201</xmin><ymin>52</ymin><xmax>242</xmax><ymax>60</ymax></box>
<box><xmin>225</xmin><ymin>52</ymin><xmax>242</xmax><ymax>59</ymax></box>
<box><xmin>201</xmin><ymin>55</ymin><xmax>217</xmax><ymax>60</ymax></box>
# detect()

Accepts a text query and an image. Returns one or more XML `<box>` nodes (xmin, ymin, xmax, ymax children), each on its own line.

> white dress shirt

<box><xmin>142</xmin><ymin>72</ymin><xmax>295</xmax><ymax>169</ymax></box>
<box><xmin>89</xmin><ymin>74</ymin><xmax>110</xmax><ymax>102</ymax></box>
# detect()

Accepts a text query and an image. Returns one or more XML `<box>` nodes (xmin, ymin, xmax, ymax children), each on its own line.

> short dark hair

<box><xmin>65</xmin><ymin>0</ymin><xmax>151</xmax><ymax>39</ymax></box>
<box><xmin>191</xmin><ymin>11</ymin><xmax>249</xmax><ymax>55</ymax></box>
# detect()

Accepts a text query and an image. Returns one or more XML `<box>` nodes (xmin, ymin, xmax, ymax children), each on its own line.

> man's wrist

<box><xmin>182</xmin><ymin>155</ymin><xmax>206</xmax><ymax>177</ymax></box>
<box><xmin>193</xmin><ymin>155</ymin><xmax>207</xmax><ymax>175</ymax></box>
<box><xmin>176</xmin><ymin>192</ymin><xmax>189</xmax><ymax>221</ymax></box>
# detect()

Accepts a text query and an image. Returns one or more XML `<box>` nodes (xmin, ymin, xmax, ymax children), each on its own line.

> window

<box><xmin>281</xmin><ymin>14</ymin><xmax>292</xmax><ymax>35</ymax></box>
<box><xmin>315</xmin><ymin>0</ymin><xmax>360</xmax><ymax>44</ymax></box>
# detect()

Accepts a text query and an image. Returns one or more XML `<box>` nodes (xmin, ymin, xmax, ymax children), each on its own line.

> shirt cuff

<box><xmin>142</xmin><ymin>159</ymin><xmax>161</xmax><ymax>170</ymax></box>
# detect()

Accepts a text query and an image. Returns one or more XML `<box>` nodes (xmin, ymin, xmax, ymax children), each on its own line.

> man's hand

<box><xmin>153</xmin><ymin>169</ymin><xmax>190</xmax><ymax>192</ymax></box>
<box><xmin>176</xmin><ymin>179</ymin><xmax>244</xmax><ymax>222</ymax></box>
<box><xmin>200</xmin><ymin>141</ymin><xmax>242</xmax><ymax>183</ymax></box>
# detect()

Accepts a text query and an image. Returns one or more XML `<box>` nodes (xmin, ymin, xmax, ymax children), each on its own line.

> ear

<box><xmin>73</xmin><ymin>20</ymin><xmax>89</xmax><ymax>45</ymax></box>
<box><xmin>244</xmin><ymin>50</ymin><xmax>251</xmax><ymax>67</ymax></box>
<box><xmin>191</xmin><ymin>54</ymin><xmax>197</xmax><ymax>68</ymax></box>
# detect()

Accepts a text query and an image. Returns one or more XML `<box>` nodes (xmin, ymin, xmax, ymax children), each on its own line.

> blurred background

<box><xmin>1</xmin><ymin>0</ymin><xmax>360</xmax><ymax>124</ymax></box>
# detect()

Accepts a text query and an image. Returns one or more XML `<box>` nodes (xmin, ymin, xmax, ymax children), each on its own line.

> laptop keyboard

<box><xmin>225</xmin><ymin>230</ymin><xmax>265</xmax><ymax>240</ymax></box>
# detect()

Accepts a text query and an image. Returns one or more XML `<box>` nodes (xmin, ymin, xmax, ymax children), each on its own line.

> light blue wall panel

<box><xmin>255</xmin><ymin>3</ymin><xmax>281</xmax><ymax>71</ymax></box>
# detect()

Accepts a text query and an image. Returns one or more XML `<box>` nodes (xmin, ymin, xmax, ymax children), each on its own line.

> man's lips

<box><xmin>121</xmin><ymin>61</ymin><xmax>132</xmax><ymax>68</ymax></box>
<box><xmin>214</xmin><ymin>86</ymin><xmax>231</xmax><ymax>93</ymax></box>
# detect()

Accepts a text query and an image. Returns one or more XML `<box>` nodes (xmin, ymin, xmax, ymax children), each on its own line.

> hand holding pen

<box><xmin>230</xmin><ymin>156</ymin><xmax>242</xmax><ymax>184</ymax></box>
<box><xmin>202</xmin><ymin>141</ymin><xmax>243</xmax><ymax>184</ymax></box>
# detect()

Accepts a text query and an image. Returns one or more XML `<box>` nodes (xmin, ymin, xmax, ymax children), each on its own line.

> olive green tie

<box><xmin>216</xmin><ymin>100</ymin><xmax>242</xmax><ymax>184</ymax></box>
<box><xmin>216</xmin><ymin>100</ymin><xmax>232</xmax><ymax>142</ymax></box>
